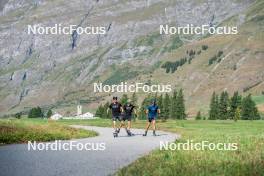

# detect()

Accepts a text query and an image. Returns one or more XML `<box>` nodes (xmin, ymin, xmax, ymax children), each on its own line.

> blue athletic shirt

<box><xmin>147</xmin><ymin>104</ymin><xmax>159</xmax><ymax>118</ymax></box>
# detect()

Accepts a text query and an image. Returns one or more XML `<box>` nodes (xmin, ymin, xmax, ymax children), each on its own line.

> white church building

<box><xmin>49</xmin><ymin>105</ymin><xmax>96</xmax><ymax>120</ymax></box>
<box><xmin>61</xmin><ymin>105</ymin><xmax>97</xmax><ymax>120</ymax></box>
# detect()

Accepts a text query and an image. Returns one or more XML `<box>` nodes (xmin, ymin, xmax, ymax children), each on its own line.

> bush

<box><xmin>195</xmin><ymin>111</ymin><xmax>202</xmax><ymax>120</ymax></box>
<box><xmin>217</xmin><ymin>51</ymin><xmax>223</xmax><ymax>57</ymax></box>
<box><xmin>208</xmin><ymin>51</ymin><xmax>224</xmax><ymax>65</ymax></box>
<box><xmin>202</xmin><ymin>45</ymin><xmax>208</xmax><ymax>50</ymax></box>
<box><xmin>15</xmin><ymin>113</ymin><xmax>21</xmax><ymax>119</ymax></box>
<box><xmin>189</xmin><ymin>50</ymin><xmax>195</xmax><ymax>57</ymax></box>
<box><xmin>46</xmin><ymin>109</ymin><xmax>53</xmax><ymax>118</ymax></box>
<box><xmin>28</xmin><ymin>107</ymin><xmax>43</xmax><ymax>118</ymax></box>
<box><xmin>161</xmin><ymin>58</ymin><xmax>187</xmax><ymax>73</ymax></box>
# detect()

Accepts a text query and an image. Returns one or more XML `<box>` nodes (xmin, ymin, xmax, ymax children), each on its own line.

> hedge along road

<box><xmin>0</xmin><ymin>125</ymin><xmax>179</xmax><ymax>176</ymax></box>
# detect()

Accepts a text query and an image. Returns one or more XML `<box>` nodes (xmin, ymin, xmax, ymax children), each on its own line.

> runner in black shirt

<box><xmin>119</xmin><ymin>99</ymin><xmax>136</xmax><ymax>136</ymax></box>
<box><xmin>107</xmin><ymin>97</ymin><xmax>123</xmax><ymax>134</ymax></box>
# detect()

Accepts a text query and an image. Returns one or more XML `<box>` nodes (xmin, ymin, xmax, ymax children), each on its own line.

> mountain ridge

<box><xmin>0</xmin><ymin>0</ymin><xmax>263</xmax><ymax>116</ymax></box>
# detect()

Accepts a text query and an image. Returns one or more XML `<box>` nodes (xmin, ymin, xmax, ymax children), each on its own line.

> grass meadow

<box><xmin>0</xmin><ymin>118</ymin><xmax>97</xmax><ymax>144</ymax></box>
<box><xmin>116</xmin><ymin>120</ymin><xmax>264</xmax><ymax>176</ymax></box>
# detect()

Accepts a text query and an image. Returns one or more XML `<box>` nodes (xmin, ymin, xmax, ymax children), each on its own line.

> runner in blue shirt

<box><xmin>143</xmin><ymin>99</ymin><xmax>160</xmax><ymax>136</ymax></box>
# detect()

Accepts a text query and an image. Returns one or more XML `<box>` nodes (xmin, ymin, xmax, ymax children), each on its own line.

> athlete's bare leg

<box><xmin>143</xmin><ymin>121</ymin><xmax>151</xmax><ymax>136</ymax></box>
<box><xmin>127</xmin><ymin>121</ymin><xmax>131</xmax><ymax>130</ymax></box>
<box><xmin>145</xmin><ymin>122</ymin><xmax>151</xmax><ymax>131</ymax></box>
<box><xmin>112</xmin><ymin>120</ymin><xmax>116</xmax><ymax>130</ymax></box>
<box><xmin>152</xmin><ymin>119</ymin><xmax>156</xmax><ymax>136</ymax></box>
<box><xmin>152</xmin><ymin>120</ymin><xmax>156</xmax><ymax>131</ymax></box>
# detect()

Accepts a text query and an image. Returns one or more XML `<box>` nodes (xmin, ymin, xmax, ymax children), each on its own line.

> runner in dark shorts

<box><xmin>119</xmin><ymin>99</ymin><xmax>136</xmax><ymax>136</ymax></box>
<box><xmin>107</xmin><ymin>97</ymin><xmax>123</xmax><ymax>133</ymax></box>
<box><xmin>143</xmin><ymin>99</ymin><xmax>160</xmax><ymax>136</ymax></box>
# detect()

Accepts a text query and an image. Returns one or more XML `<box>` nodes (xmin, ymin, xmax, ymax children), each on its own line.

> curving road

<box><xmin>0</xmin><ymin>126</ymin><xmax>178</xmax><ymax>176</ymax></box>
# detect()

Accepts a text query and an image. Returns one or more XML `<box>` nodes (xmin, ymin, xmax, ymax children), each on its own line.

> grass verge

<box><xmin>117</xmin><ymin>120</ymin><xmax>264</xmax><ymax>176</ymax></box>
<box><xmin>0</xmin><ymin>118</ymin><xmax>98</xmax><ymax>145</ymax></box>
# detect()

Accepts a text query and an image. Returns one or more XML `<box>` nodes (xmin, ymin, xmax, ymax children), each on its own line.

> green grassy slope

<box><xmin>0</xmin><ymin>118</ymin><xmax>98</xmax><ymax>144</ymax></box>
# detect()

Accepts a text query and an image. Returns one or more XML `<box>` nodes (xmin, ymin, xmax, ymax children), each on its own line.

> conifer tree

<box><xmin>234</xmin><ymin>108</ymin><xmax>241</xmax><ymax>122</ymax></box>
<box><xmin>120</xmin><ymin>94</ymin><xmax>128</xmax><ymax>104</ymax></box>
<box><xmin>170</xmin><ymin>90</ymin><xmax>177</xmax><ymax>119</ymax></box>
<box><xmin>195</xmin><ymin>111</ymin><xmax>202</xmax><ymax>120</ymax></box>
<box><xmin>175</xmin><ymin>89</ymin><xmax>186</xmax><ymax>119</ymax></box>
<box><xmin>219</xmin><ymin>91</ymin><xmax>229</xmax><ymax>120</ymax></box>
<box><xmin>28</xmin><ymin>106</ymin><xmax>43</xmax><ymax>118</ymax></box>
<box><xmin>46</xmin><ymin>109</ymin><xmax>53</xmax><ymax>118</ymax></box>
<box><xmin>229</xmin><ymin>91</ymin><xmax>242</xmax><ymax>119</ymax></box>
<box><xmin>163</xmin><ymin>93</ymin><xmax>170</xmax><ymax>121</ymax></box>
<box><xmin>103</xmin><ymin>102</ymin><xmax>111</xmax><ymax>119</ymax></box>
<box><xmin>131</xmin><ymin>92</ymin><xmax>138</xmax><ymax>107</ymax></box>
<box><xmin>139</xmin><ymin>94</ymin><xmax>152</xmax><ymax>119</ymax></box>
<box><xmin>241</xmin><ymin>94</ymin><xmax>260</xmax><ymax>120</ymax></box>
<box><xmin>209</xmin><ymin>92</ymin><xmax>218</xmax><ymax>120</ymax></box>
<box><xmin>95</xmin><ymin>104</ymin><xmax>104</xmax><ymax>118</ymax></box>
<box><xmin>157</xmin><ymin>94</ymin><xmax>164</xmax><ymax>119</ymax></box>
<box><xmin>215</xmin><ymin>95</ymin><xmax>220</xmax><ymax>119</ymax></box>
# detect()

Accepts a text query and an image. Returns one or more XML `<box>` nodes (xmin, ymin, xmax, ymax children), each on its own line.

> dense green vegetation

<box><xmin>0</xmin><ymin>119</ymin><xmax>97</xmax><ymax>144</ymax></box>
<box><xmin>96</xmin><ymin>89</ymin><xmax>186</xmax><ymax>121</ymax></box>
<box><xmin>195</xmin><ymin>111</ymin><xmax>202</xmax><ymax>120</ymax></box>
<box><xmin>209</xmin><ymin>91</ymin><xmax>260</xmax><ymax>120</ymax></box>
<box><xmin>161</xmin><ymin>58</ymin><xmax>187</xmax><ymax>73</ymax></box>
<box><xmin>96</xmin><ymin>90</ymin><xmax>261</xmax><ymax>121</ymax></box>
<box><xmin>28</xmin><ymin>106</ymin><xmax>44</xmax><ymax>118</ymax></box>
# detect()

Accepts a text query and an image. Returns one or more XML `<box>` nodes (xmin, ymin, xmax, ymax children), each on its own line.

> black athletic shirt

<box><xmin>109</xmin><ymin>102</ymin><xmax>122</xmax><ymax>116</ymax></box>
<box><xmin>123</xmin><ymin>104</ymin><xmax>135</xmax><ymax>116</ymax></box>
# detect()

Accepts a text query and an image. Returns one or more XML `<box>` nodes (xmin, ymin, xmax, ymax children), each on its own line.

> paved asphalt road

<box><xmin>0</xmin><ymin>126</ymin><xmax>179</xmax><ymax>176</ymax></box>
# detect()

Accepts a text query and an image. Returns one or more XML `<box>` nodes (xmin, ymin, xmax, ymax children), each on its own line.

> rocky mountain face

<box><xmin>0</xmin><ymin>0</ymin><xmax>263</xmax><ymax>116</ymax></box>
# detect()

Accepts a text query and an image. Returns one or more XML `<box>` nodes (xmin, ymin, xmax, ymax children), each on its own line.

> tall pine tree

<box><xmin>234</xmin><ymin>108</ymin><xmax>241</xmax><ymax>122</ymax></box>
<box><xmin>103</xmin><ymin>102</ymin><xmax>111</xmax><ymax>119</ymax></box>
<box><xmin>95</xmin><ymin>104</ymin><xmax>104</xmax><ymax>118</ymax></box>
<box><xmin>215</xmin><ymin>95</ymin><xmax>220</xmax><ymax>119</ymax></box>
<box><xmin>195</xmin><ymin>111</ymin><xmax>202</xmax><ymax>120</ymax></box>
<box><xmin>46</xmin><ymin>109</ymin><xmax>53</xmax><ymax>118</ymax></box>
<box><xmin>241</xmin><ymin>94</ymin><xmax>260</xmax><ymax>120</ymax></box>
<box><xmin>157</xmin><ymin>94</ymin><xmax>164</xmax><ymax>119</ymax></box>
<box><xmin>175</xmin><ymin>89</ymin><xmax>186</xmax><ymax>119</ymax></box>
<box><xmin>209</xmin><ymin>92</ymin><xmax>218</xmax><ymax>120</ymax></box>
<box><xmin>219</xmin><ymin>91</ymin><xmax>229</xmax><ymax>120</ymax></box>
<box><xmin>229</xmin><ymin>91</ymin><xmax>242</xmax><ymax>119</ymax></box>
<box><xmin>120</xmin><ymin>94</ymin><xmax>128</xmax><ymax>104</ymax></box>
<box><xmin>163</xmin><ymin>93</ymin><xmax>170</xmax><ymax>121</ymax></box>
<box><xmin>131</xmin><ymin>92</ymin><xmax>138</xmax><ymax>107</ymax></box>
<box><xmin>139</xmin><ymin>94</ymin><xmax>152</xmax><ymax>119</ymax></box>
<box><xmin>170</xmin><ymin>90</ymin><xmax>177</xmax><ymax>119</ymax></box>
